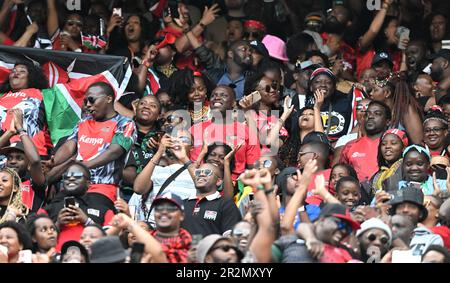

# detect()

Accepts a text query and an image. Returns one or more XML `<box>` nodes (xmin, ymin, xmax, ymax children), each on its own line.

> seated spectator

<box><xmin>79</xmin><ymin>223</ymin><xmax>106</xmax><ymax>255</ymax></box>
<box><xmin>0</xmin><ymin>167</ymin><xmax>29</xmax><ymax>224</ymax></box>
<box><xmin>0</xmin><ymin>221</ymin><xmax>33</xmax><ymax>263</ymax></box>
<box><xmin>26</xmin><ymin>214</ymin><xmax>58</xmax><ymax>255</ymax></box>
<box><xmin>181</xmin><ymin>163</ymin><xmax>241</xmax><ymax>237</ymax></box>
<box><xmin>423</xmin><ymin>109</ymin><xmax>448</xmax><ymax>156</ymax></box>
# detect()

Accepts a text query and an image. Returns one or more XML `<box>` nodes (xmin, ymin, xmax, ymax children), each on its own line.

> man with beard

<box><xmin>340</xmin><ymin>101</ymin><xmax>391</xmax><ymax>182</ymax></box>
<box><xmin>193</xmin><ymin>40</ymin><xmax>253</xmax><ymax>100</ymax></box>
<box><xmin>405</xmin><ymin>40</ymin><xmax>430</xmax><ymax>83</ymax></box>
<box><xmin>430</xmin><ymin>49</ymin><xmax>450</xmax><ymax>103</ymax></box>
<box><xmin>39</xmin><ymin>162</ymin><xmax>116</xmax><ymax>252</ymax></box>
<box><xmin>181</xmin><ymin>163</ymin><xmax>241</xmax><ymax>237</ymax></box>
<box><xmin>0</xmin><ymin>108</ymin><xmax>45</xmax><ymax>213</ymax></box>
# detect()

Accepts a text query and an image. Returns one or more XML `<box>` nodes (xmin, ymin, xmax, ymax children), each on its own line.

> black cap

<box><xmin>275</xmin><ymin>167</ymin><xmax>297</xmax><ymax>195</ymax></box>
<box><xmin>90</xmin><ymin>236</ymin><xmax>128</xmax><ymax>263</ymax></box>
<box><xmin>0</xmin><ymin>141</ymin><xmax>25</xmax><ymax>155</ymax></box>
<box><xmin>249</xmin><ymin>40</ymin><xmax>269</xmax><ymax>58</ymax></box>
<box><xmin>61</xmin><ymin>240</ymin><xmax>90</xmax><ymax>263</ymax></box>
<box><xmin>429</xmin><ymin>49</ymin><xmax>450</xmax><ymax>61</ymax></box>
<box><xmin>388</xmin><ymin>186</ymin><xmax>428</xmax><ymax>222</ymax></box>
<box><xmin>371</xmin><ymin>52</ymin><xmax>394</xmax><ymax>68</ymax></box>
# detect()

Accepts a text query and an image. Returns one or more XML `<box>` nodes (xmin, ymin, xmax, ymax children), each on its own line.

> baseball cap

<box><xmin>61</xmin><ymin>240</ymin><xmax>90</xmax><ymax>263</ymax></box>
<box><xmin>153</xmin><ymin>192</ymin><xmax>184</xmax><ymax>211</ymax></box>
<box><xmin>356</xmin><ymin>218</ymin><xmax>393</xmax><ymax>246</ymax></box>
<box><xmin>249</xmin><ymin>40</ymin><xmax>270</xmax><ymax>58</ymax></box>
<box><xmin>318</xmin><ymin>203</ymin><xmax>361</xmax><ymax>231</ymax></box>
<box><xmin>90</xmin><ymin>236</ymin><xmax>128</xmax><ymax>263</ymax></box>
<box><xmin>388</xmin><ymin>186</ymin><xmax>428</xmax><ymax>221</ymax></box>
<box><xmin>429</xmin><ymin>49</ymin><xmax>450</xmax><ymax>61</ymax></box>
<box><xmin>196</xmin><ymin>234</ymin><xmax>243</xmax><ymax>263</ymax></box>
<box><xmin>371</xmin><ymin>52</ymin><xmax>394</xmax><ymax>68</ymax></box>
<box><xmin>275</xmin><ymin>167</ymin><xmax>297</xmax><ymax>195</ymax></box>
<box><xmin>0</xmin><ymin>142</ymin><xmax>25</xmax><ymax>155</ymax></box>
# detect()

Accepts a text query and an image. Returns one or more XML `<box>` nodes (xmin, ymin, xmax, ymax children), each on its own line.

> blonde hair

<box><xmin>0</xmin><ymin>168</ymin><xmax>29</xmax><ymax>224</ymax></box>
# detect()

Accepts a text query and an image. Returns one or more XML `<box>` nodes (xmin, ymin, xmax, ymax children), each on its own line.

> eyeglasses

<box><xmin>161</xmin><ymin>115</ymin><xmax>183</xmax><ymax>124</ymax></box>
<box><xmin>424</xmin><ymin>127</ymin><xmax>446</xmax><ymax>134</ymax></box>
<box><xmin>210</xmin><ymin>244</ymin><xmax>239</xmax><ymax>253</ymax></box>
<box><xmin>66</xmin><ymin>20</ymin><xmax>83</xmax><ymax>27</ymax></box>
<box><xmin>63</xmin><ymin>172</ymin><xmax>85</xmax><ymax>179</ymax></box>
<box><xmin>84</xmin><ymin>94</ymin><xmax>107</xmax><ymax>105</ymax></box>
<box><xmin>366</xmin><ymin>233</ymin><xmax>390</xmax><ymax>245</ymax></box>
<box><xmin>260</xmin><ymin>82</ymin><xmax>280</xmax><ymax>93</ymax></box>
<box><xmin>154</xmin><ymin>204</ymin><xmax>179</xmax><ymax>213</ymax></box>
<box><xmin>194</xmin><ymin>168</ymin><xmax>219</xmax><ymax>178</ymax></box>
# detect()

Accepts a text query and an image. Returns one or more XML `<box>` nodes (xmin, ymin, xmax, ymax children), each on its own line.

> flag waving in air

<box><xmin>0</xmin><ymin>46</ymin><xmax>131</xmax><ymax>147</ymax></box>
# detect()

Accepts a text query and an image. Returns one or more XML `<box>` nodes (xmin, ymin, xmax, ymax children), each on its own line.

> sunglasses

<box><xmin>154</xmin><ymin>204</ymin><xmax>179</xmax><ymax>213</ymax></box>
<box><xmin>367</xmin><ymin>233</ymin><xmax>389</xmax><ymax>245</ymax></box>
<box><xmin>63</xmin><ymin>172</ymin><xmax>85</xmax><ymax>179</ymax></box>
<box><xmin>161</xmin><ymin>115</ymin><xmax>182</xmax><ymax>124</ymax></box>
<box><xmin>254</xmin><ymin>159</ymin><xmax>272</xmax><ymax>169</ymax></box>
<box><xmin>243</xmin><ymin>31</ymin><xmax>262</xmax><ymax>39</ymax></box>
<box><xmin>67</xmin><ymin>20</ymin><xmax>83</xmax><ymax>27</ymax></box>
<box><xmin>84</xmin><ymin>95</ymin><xmax>107</xmax><ymax>105</ymax></box>
<box><xmin>194</xmin><ymin>168</ymin><xmax>219</xmax><ymax>178</ymax></box>
<box><xmin>260</xmin><ymin>82</ymin><xmax>280</xmax><ymax>93</ymax></box>
<box><xmin>210</xmin><ymin>244</ymin><xmax>239</xmax><ymax>253</ymax></box>
<box><xmin>232</xmin><ymin>228</ymin><xmax>251</xmax><ymax>238</ymax></box>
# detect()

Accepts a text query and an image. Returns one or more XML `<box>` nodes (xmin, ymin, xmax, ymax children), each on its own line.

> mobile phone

<box><xmin>391</xmin><ymin>250</ymin><xmax>421</xmax><ymax>263</ymax></box>
<box><xmin>129</xmin><ymin>242</ymin><xmax>145</xmax><ymax>263</ymax></box>
<box><xmin>442</xmin><ymin>40</ymin><xmax>450</xmax><ymax>50</ymax></box>
<box><xmin>191</xmin><ymin>234</ymin><xmax>203</xmax><ymax>246</ymax></box>
<box><xmin>249</xmin><ymin>193</ymin><xmax>254</xmax><ymax>201</ymax></box>
<box><xmin>0</xmin><ymin>245</ymin><xmax>8</xmax><ymax>255</ymax></box>
<box><xmin>396</xmin><ymin>26</ymin><xmax>410</xmax><ymax>50</ymax></box>
<box><xmin>18</xmin><ymin>250</ymin><xmax>33</xmax><ymax>263</ymax></box>
<box><xmin>239</xmin><ymin>91</ymin><xmax>261</xmax><ymax>108</ymax></box>
<box><xmin>129</xmin><ymin>205</ymin><xmax>137</xmax><ymax>221</ymax></box>
<box><xmin>112</xmin><ymin>8</ymin><xmax>122</xmax><ymax>17</ymax></box>
<box><xmin>409</xmin><ymin>181</ymin><xmax>421</xmax><ymax>190</ymax></box>
<box><xmin>64</xmin><ymin>196</ymin><xmax>76</xmax><ymax>208</ymax></box>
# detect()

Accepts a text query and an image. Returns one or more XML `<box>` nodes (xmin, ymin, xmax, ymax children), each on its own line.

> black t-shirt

<box><xmin>181</xmin><ymin>193</ymin><xmax>242</xmax><ymax>237</ymax></box>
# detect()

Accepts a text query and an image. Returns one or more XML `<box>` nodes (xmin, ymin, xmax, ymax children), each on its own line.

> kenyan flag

<box><xmin>0</xmin><ymin>46</ymin><xmax>131</xmax><ymax>145</ymax></box>
<box><xmin>81</xmin><ymin>33</ymin><xmax>107</xmax><ymax>50</ymax></box>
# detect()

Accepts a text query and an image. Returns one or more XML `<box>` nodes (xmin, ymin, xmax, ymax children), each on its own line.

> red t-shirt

<box><xmin>68</xmin><ymin>115</ymin><xmax>137</xmax><ymax>201</ymax></box>
<box><xmin>189</xmin><ymin>121</ymin><xmax>261</xmax><ymax>180</ymax></box>
<box><xmin>305</xmin><ymin>169</ymin><xmax>332</xmax><ymax>206</ymax></box>
<box><xmin>340</xmin><ymin>136</ymin><xmax>380</xmax><ymax>182</ymax></box>
<box><xmin>0</xmin><ymin>88</ymin><xmax>53</xmax><ymax>156</ymax></box>
<box><xmin>21</xmin><ymin>179</ymin><xmax>46</xmax><ymax>212</ymax></box>
<box><xmin>430</xmin><ymin>226</ymin><xmax>450</xmax><ymax>251</ymax></box>
<box><xmin>356</xmin><ymin>47</ymin><xmax>402</xmax><ymax>80</ymax></box>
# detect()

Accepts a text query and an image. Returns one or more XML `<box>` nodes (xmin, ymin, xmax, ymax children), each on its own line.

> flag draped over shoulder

<box><xmin>0</xmin><ymin>46</ymin><xmax>132</xmax><ymax>145</ymax></box>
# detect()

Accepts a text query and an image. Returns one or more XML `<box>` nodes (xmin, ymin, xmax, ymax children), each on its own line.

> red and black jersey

<box><xmin>0</xmin><ymin>89</ymin><xmax>53</xmax><ymax>156</ymax></box>
<box><xmin>21</xmin><ymin>176</ymin><xmax>47</xmax><ymax>213</ymax></box>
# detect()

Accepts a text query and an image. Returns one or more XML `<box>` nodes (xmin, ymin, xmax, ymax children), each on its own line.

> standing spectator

<box><xmin>181</xmin><ymin>163</ymin><xmax>241</xmax><ymax>237</ymax></box>
<box><xmin>49</xmin><ymin>82</ymin><xmax>137</xmax><ymax>205</ymax></box>
<box><xmin>0</xmin><ymin>221</ymin><xmax>33</xmax><ymax>263</ymax></box>
<box><xmin>150</xmin><ymin>193</ymin><xmax>192</xmax><ymax>263</ymax></box>
<box><xmin>406</xmin><ymin>40</ymin><xmax>430</xmax><ymax>84</ymax></box>
<box><xmin>340</xmin><ymin>101</ymin><xmax>391</xmax><ymax>182</ymax></box>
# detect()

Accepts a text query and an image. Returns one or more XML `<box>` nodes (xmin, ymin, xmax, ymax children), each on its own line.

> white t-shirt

<box><xmin>128</xmin><ymin>164</ymin><xmax>196</xmax><ymax>225</ymax></box>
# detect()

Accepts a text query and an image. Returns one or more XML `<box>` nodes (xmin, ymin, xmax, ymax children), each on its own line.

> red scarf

<box><xmin>150</xmin><ymin>228</ymin><xmax>192</xmax><ymax>263</ymax></box>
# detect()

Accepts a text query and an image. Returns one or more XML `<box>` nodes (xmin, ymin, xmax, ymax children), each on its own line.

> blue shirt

<box><xmin>217</xmin><ymin>73</ymin><xmax>245</xmax><ymax>100</ymax></box>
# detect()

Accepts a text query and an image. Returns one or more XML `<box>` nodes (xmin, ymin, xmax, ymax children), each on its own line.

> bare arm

<box><xmin>313</xmin><ymin>90</ymin><xmax>325</xmax><ymax>133</ymax></box>
<box><xmin>13</xmin><ymin>22</ymin><xmax>38</xmax><ymax>47</ymax></box>
<box><xmin>222</xmin><ymin>143</ymin><xmax>242</xmax><ymax>199</ymax></box>
<box><xmin>53</xmin><ymin>139</ymin><xmax>77</xmax><ymax>165</ymax></box>
<box><xmin>403</xmin><ymin>104</ymin><xmax>423</xmax><ymax>145</ymax></box>
<box><xmin>358</xmin><ymin>0</ymin><xmax>392</xmax><ymax>53</ymax></box>
<box><xmin>83</xmin><ymin>144</ymin><xmax>125</xmax><ymax>169</ymax></box>
<box><xmin>312</xmin><ymin>174</ymin><xmax>341</xmax><ymax>205</ymax></box>
<box><xmin>46</xmin><ymin>0</ymin><xmax>59</xmax><ymax>37</ymax></box>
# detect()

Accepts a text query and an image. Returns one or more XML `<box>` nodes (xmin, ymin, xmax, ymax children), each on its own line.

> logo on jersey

<box><xmin>321</xmin><ymin>111</ymin><xmax>346</xmax><ymax>135</ymax></box>
<box><xmin>79</xmin><ymin>135</ymin><xmax>104</xmax><ymax>146</ymax></box>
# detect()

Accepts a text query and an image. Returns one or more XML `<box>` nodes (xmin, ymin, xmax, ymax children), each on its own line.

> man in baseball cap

<box><xmin>371</xmin><ymin>52</ymin><xmax>394</xmax><ymax>79</ymax></box>
<box><xmin>249</xmin><ymin>40</ymin><xmax>270</xmax><ymax>69</ymax></box>
<box><xmin>196</xmin><ymin>234</ymin><xmax>243</xmax><ymax>263</ymax></box>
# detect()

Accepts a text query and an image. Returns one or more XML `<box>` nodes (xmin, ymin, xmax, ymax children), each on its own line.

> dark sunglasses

<box><xmin>261</xmin><ymin>82</ymin><xmax>280</xmax><ymax>93</ymax></box>
<box><xmin>63</xmin><ymin>172</ymin><xmax>85</xmax><ymax>179</ymax></box>
<box><xmin>210</xmin><ymin>244</ymin><xmax>239</xmax><ymax>253</ymax></box>
<box><xmin>161</xmin><ymin>115</ymin><xmax>183</xmax><ymax>124</ymax></box>
<box><xmin>84</xmin><ymin>95</ymin><xmax>107</xmax><ymax>105</ymax></box>
<box><xmin>367</xmin><ymin>233</ymin><xmax>389</xmax><ymax>245</ymax></box>
<box><xmin>154</xmin><ymin>204</ymin><xmax>179</xmax><ymax>213</ymax></box>
<box><xmin>67</xmin><ymin>20</ymin><xmax>83</xmax><ymax>27</ymax></box>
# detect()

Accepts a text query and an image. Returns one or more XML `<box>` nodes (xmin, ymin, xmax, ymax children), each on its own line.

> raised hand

<box><xmin>114</xmin><ymin>198</ymin><xmax>131</xmax><ymax>216</ymax></box>
<box><xmin>224</xmin><ymin>142</ymin><xmax>243</xmax><ymax>163</ymax></box>
<box><xmin>107</xmin><ymin>13</ymin><xmax>123</xmax><ymax>34</ymax></box>
<box><xmin>9</xmin><ymin>108</ymin><xmax>24</xmax><ymax>131</ymax></box>
<box><xmin>200</xmin><ymin>4</ymin><xmax>220</xmax><ymax>26</ymax></box>
<box><xmin>239</xmin><ymin>169</ymin><xmax>262</xmax><ymax>188</ymax></box>
<box><xmin>314</xmin><ymin>89</ymin><xmax>325</xmax><ymax>109</ymax></box>
<box><xmin>282</xmin><ymin>96</ymin><xmax>294</xmax><ymax>119</ymax></box>
<box><xmin>311</xmin><ymin>174</ymin><xmax>328</xmax><ymax>197</ymax></box>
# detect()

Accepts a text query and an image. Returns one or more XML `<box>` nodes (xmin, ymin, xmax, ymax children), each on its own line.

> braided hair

<box><xmin>0</xmin><ymin>168</ymin><xmax>29</xmax><ymax>224</ymax></box>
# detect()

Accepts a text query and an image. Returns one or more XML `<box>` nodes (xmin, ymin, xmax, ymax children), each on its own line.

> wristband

<box><xmin>198</xmin><ymin>22</ymin><xmax>206</xmax><ymax>29</ymax></box>
<box><xmin>265</xmin><ymin>188</ymin><xmax>275</xmax><ymax>195</ymax></box>
<box><xmin>256</xmin><ymin>185</ymin><xmax>265</xmax><ymax>191</ymax></box>
<box><xmin>142</xmin><ymin>59</ymin><xmax>151</xmax><ymax>68</ymax></box>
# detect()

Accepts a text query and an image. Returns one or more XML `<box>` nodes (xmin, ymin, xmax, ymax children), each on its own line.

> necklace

<box><xmin>157</xmin><ymin>64</ymin><xmax>177</xmax><ymax>78</ymax></box>
<box><xmin>189</xmin><ymin>105</ymin><xmax>209</xmax><ymax>123</ymax></box>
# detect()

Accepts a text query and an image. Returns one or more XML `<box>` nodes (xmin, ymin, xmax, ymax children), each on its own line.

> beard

<box><xmin>431</xmin><ymin>67</ymin><xmax>443</xmax><ymax>82</ymax></box>
<box><xmin>324</xmin><ymin>18</ymin><xmax>346</xmax><ymax>35</ymax></box>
